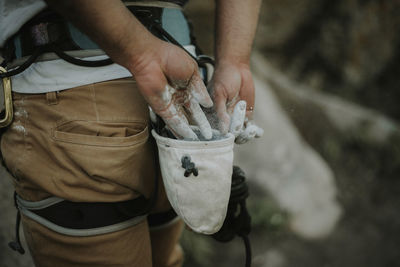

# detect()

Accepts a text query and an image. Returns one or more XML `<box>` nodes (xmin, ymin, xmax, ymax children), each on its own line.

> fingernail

<box><xmin>202</xmin><ymin>127</ymin><xmax>212</xmax><ymax>140</ymax></box>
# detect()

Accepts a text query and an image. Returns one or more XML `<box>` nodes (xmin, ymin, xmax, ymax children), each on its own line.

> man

<box><xmin>0</xmin><ymin>0</ymin><xmax>261</xmax><ymax>266</ymax></box>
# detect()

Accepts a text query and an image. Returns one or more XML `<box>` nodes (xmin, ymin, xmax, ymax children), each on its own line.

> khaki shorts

<box><xmin>1</xmin><ymin>78</ymin><xmax>183</xmax><ymax>267</ymax></box>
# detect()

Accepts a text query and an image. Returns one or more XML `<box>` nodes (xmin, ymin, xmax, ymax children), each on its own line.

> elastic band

<box><xmin>16</xmin><ymin>195</ymin><xmax>149</xmax><ymax>236</ymax></box>
<box><xmin>16</xmin><ymin>195</ymin><xmax>64</xmax><ymax>210</ymax></box>
<box><xmin>19</xmin><ymin>207</ymin><xmax>147</xmax><ymax>237</ymax></box>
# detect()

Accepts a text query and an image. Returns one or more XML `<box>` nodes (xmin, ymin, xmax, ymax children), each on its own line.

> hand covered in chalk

<box><xmin>209</xmin><ymin>60</ymin><xmax>254</xmax><ymax>132</ymax></box>
<box><xmin>229</xmin><ymin>100</ymin><xmax>263</xmax><ymax>144</ymax></box>
<box><xmin>129</xmin><ymin>38</ymin><xmax>213</xmax><ymax>140</ymax></box>
<box><xmin>208</xmin><ymin>60</ymin><xmax>262</xmax><ymax>144</ymax></box>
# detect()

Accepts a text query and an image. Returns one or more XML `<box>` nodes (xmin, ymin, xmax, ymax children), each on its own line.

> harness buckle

<box><xmin>0</xmin><ymin>66</ymin><xmax>14</xmax><ymax>128</ymax></box>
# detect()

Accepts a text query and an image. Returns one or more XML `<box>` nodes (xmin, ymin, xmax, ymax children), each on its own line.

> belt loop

<box><xmin>46</xmin><ymin>91</ymin><xmax>58</xmax><ymax>105</ymax></box>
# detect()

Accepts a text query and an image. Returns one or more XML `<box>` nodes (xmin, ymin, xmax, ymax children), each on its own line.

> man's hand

<box><xmin>210</xmin><ymin>60</ymin><xmax>255</xmax><ymax>134</ymax></box>
<box><xmin>129</xmin><ymin>39</ymin><xmax>213</xmax><ymax>140</ymax></box>
<box><xmin>210</xmin><ymin>62</ymin><xmax>263</xmax><ymax>144</ymax></box>
<box><xmin>212</xmin><ymin>0</ymin><xmax>262</xmax><ymax>139</ymax></box>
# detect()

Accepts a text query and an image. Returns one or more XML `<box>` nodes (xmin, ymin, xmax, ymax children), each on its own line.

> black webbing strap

<box><xmin>30</xmin><ymin>196</ymin><xmax>149</xmax><ymax>229</ymax></box>
<box><xmin>148</xmin><ymin>209</ymin><xmax>178</xmax><ymax>228</ymax></box>
<box><xmin>8</xmin><ymin>192</ymin><xmax>25</xmax><ymax>255</ymax></box>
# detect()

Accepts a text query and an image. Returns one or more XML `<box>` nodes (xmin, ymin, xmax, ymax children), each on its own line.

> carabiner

<box><xmin>0</xmin><ymin>66</ymin><xmax>13</xmax><ymax>128</ymax></box>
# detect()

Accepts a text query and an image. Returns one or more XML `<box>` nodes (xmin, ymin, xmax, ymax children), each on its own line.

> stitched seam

<box><xmin>51</xmin><ymin>125</ymin><xmax>149</xmax><ymax>147</ymax></box>
<box><xmin>91</xmin><ymin>84</ymin><xmax>100</xmax><ymax>122</ymax></box>
<box><xmin>54</xmin><ymin>119</ymin><xmax>146</xmax><ymax>128</ymax></box>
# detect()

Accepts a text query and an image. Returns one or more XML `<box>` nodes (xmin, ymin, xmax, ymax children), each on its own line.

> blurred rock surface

<box><xmin>235</xmin><ymin>74</ymin><xmax>341</xmax><ymax>239</ymax></box>
<box><xmin>256</xmin><ymin>0</ymin><xmax>400</xmax><ymax>121</ymax></box>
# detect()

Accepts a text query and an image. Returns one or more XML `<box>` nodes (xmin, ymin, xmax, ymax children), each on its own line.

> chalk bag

<box><xmin>151</xmin><ymin>128</ymin><xmax>235</xmax><ymax>234</ymax></box>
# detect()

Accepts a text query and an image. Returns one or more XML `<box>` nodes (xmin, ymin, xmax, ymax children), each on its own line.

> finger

<box><xmin>214</xmin><ymin>92</ymin><xmax>231</xmax><ymax>135</ymax></box>
<box><xmin>188</xmin><ymin>72</ymin><xmax>213</xmax><ymax>108</ymax></box>
<box><xmin>234</xmin><ymin>123</ymin><xmax>259</xmax><ymax>145</ymax></box>
<box><xmin>235</xmin><ymin>128</ymin><xmax>254</xmax><ymax>145</ymax></box>
<box><xmin>226</xmin><ymin>94</ymin><xmax>240</xmax><ymax>116</ymax></box>
<box><xmin>149</xmin><ymin>106</ymin><xmax>157</xmax><ymax>124</ymax></box>
<box><xmin>235</xmin><ymin>124</ymin><xmax>262</xmax><ymax>145</ymax></box>
<box><xmin>245</xmin><ymin>120</ymin><xmax>264</xmax><ymax>138</ymax></box>
<box><xmin>230</xmin><ymin>100</ymin><xmax>246</xmax><ymax>137</ymax></box>
<box><xmin>185</xmin><ymin>98</ymin><xmax>213</xmax><ymax>140</ymax></box>
<box><xmin>243</xmin><ymin>124</ymin><xmax>257</xmax><ymax>139</ymax></box>
<box><xmin>157</xmin><ymin>96</ymin><xmax>198</xmax><ymax>141</ymax></box>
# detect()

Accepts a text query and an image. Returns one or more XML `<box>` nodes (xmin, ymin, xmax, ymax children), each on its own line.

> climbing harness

<box><xmin>8</xmin><ymin>192</ymin><xmax>25</xmax><ymax>254</ymax></box>
<box><xmin>2</xmin><ymin>5</ymin><xmax>253</xmax><ymax>267</ymax></box>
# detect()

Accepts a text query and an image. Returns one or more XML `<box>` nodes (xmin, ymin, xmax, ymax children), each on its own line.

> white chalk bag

<box><xmin>151</xmin><ymin>128</ymin><xmax>235</xmax><ymax>234</ymax></box>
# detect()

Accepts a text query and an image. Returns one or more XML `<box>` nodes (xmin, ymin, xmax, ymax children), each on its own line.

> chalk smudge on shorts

<box><xmin>14</xmin><ymin>109</ymin><xmax>28</xmax><ymax>118</ymax></box>
<box><xmin>12</xmin><ymin>124</ymin><xmax>27</xmax><ymax>134</ymax></box>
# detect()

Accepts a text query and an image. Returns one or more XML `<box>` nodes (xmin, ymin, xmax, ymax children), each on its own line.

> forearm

<box><xmin>214</xmin><ymin>0</ymin><xmax>262</xmax><ymax>66</ymax></box>
<box><xmin>44</xmin><ymin>0</ymin><xmax>156</xmax><ymax>71</ymax></box>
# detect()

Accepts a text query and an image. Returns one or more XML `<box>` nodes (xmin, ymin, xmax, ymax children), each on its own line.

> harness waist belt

<box><xmin>17</xmin><ymin>195</ymin><xmax>149</xmax><ymax>236</ymax></box>
<box><xmin>4</xmin><ymin>5</ymin><xmax>167</xmax><ymax>64</ymax></box>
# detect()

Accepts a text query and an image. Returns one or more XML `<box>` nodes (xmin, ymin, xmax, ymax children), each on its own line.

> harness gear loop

<box><xmin>8</xmin><ymin>192</ymin><xmax>25</xmax><ymax>255</ymax></box>
<box><xmin>0</xmin><ymin>66</ymin><xmax>13</xmax><ymax>128</ymax></box>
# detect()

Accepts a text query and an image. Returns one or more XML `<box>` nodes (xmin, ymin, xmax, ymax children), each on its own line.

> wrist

<box><xmin>215</xmin><ymin>57</ymin><xmax>251</xmax><ymax>71</ymax></box>
<box><xmin>216</xmin><ymin>54</ymin><xmax>250</xmax><ymax>65</ymax></box>
<box><xmin>121</xmin><ymin>31</ymin><xmax>161</xmax><ymax>74</ymax></box>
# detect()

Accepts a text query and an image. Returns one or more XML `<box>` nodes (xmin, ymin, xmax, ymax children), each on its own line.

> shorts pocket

<box><xmin>49</xmin><ymin>120</ymin><xmax>156</xmax><ymax>200</ymax></box>
<box><xmin>52</xmin><ymin>120</ymin><xmax>148</xmax><ymax>147</ymax></box>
